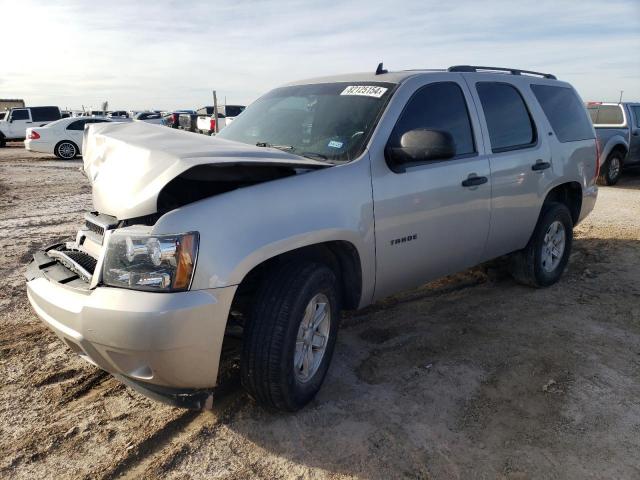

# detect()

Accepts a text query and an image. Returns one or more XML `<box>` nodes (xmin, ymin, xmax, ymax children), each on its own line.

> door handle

<box><xmin>461</xmin><ymin>175</ymin><xmax>488</xmax><ymax>187</ymax></box>
<box><xmin>25</xmin><ymin>121</ymin><xmax>32</xmax><ymax>124</ymax></box>
<box><xmin>531</xmin><ymin>161</ymin><xmax>551</xmax><ymax>171</ymax></box>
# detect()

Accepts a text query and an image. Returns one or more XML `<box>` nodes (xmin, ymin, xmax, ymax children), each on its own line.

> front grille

<box><xmin>61</xmin><ymin>249</ymin><xmax>98</xmax><ymax>274</ymax></box>
<box><xmin>85</xmin><ymin>219</ymin><xmax>104</xmax><ymax>237</ymax></box>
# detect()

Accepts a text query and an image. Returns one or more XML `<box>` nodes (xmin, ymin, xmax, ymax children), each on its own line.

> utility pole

<box><xmin>619</xmin><ymin>90</ymin><xmax>624</xmax><ymax>103</ymax></box>
<box><xmin>212</xmin><ymin>90</ymin><xmax>219</xmax><ymax>134</ymax></box>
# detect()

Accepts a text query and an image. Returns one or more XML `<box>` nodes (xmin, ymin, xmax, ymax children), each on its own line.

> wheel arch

<box><xmin>542</xmin><ymin>181</ymin><xmax>582</xmax><ymax>225</ymax></box>
<box><xmin>229</xmin><ymin>240</ymin><xmax>363</xmax><ymax>317</ymax></box>
<box><xmin>601</xmin><ymin>137</ymin><xmax>628</xmax><ymax>165</ymax></box>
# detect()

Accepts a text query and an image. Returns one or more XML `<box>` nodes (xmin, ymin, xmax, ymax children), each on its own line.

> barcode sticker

<box><xmin>340</xmin><ymin>85</ymin><xmax>388</xmax><ymax>98</ymax></box>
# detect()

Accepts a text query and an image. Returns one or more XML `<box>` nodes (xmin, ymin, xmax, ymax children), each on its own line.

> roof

<box><xmin>285</xmin><ymin>65</ymin><xmax>560</xmax><ymax>88</ymax></box>
<box><xmin>285</xmin><ymin>70</ymin><xmax>427</xmax><ymax>87</ymax></box>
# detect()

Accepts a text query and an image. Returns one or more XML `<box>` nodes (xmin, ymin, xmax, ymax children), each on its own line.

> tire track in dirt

<box><xmin>100</xmin><ymin>388</ymin><xmax>245</xmax><ymax>480</ymax></box>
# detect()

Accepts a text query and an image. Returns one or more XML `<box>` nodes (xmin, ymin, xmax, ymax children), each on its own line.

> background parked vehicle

<box><xmin>133</xmin><ymin>111</ymin><xmax>165</xmax><ymax>125</ymax></box>
<box><xmin>108</xmin><ymin>110</ymin><xmax>130</xmax><ymax>119</ymax></box>
<box><xmin>221</xmin><ymin>104</ymin><xmax>246</xmax><ymax>125</ymax></box>
<box><xmin>196</xmin><ymin>112</ymin><xmax>226</xmax><ymax>135</ymax></box>
<box><xmin>587</xmin><ymin>102</ymin><xmax>640</xmax><ymax>185</ymax></box>
<box><xmin>163</xmin><ymin>110</ymin><xmax>195</xmax><ymax>129</ymax></box>
<box><xmin>0</xmin><ymin>106</ymin><xmax>61</xmax><ymax>146</ymax></box>
<box><xmin>195</xmin><ymin>105</ymin><xmax>246</xmax><ymax>135</ymax></box>
<box><xmin>178</xmin><ymin>112</ymin><xmax>199</xmax><ymax>132</ymax></box>
<box><xmin>24</xmin><ymin>116</ymin><xmax>114</xmax><ymax>159</ymax></box>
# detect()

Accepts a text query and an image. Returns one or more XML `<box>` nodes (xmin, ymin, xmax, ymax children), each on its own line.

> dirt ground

<box><xmin>1</xmin><ymin>142</ymin><xmax>639</xmax><ymax>480</ymax></box>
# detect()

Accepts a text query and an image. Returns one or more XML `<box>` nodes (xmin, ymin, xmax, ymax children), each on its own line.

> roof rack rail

<box><xmin>448</xmin><ymin>65</ymin><xmax>557</xmax><ymax>80</ymax></box>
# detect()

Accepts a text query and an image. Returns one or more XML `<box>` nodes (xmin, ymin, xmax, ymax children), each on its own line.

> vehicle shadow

<box><xmin>206</xmin><ymin>237</ymin><xmax>640</xmax><ymax>479</ymax></box>
<box><xmin>615</xmin><ymin>165</ymin><xmax>640</xmax><ymax>190</ymax></box>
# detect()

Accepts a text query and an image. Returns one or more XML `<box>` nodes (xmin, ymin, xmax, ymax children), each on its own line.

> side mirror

<box><xmin>386</xmin><ymin>129</ymin><xmax>456</xmax><ymax>171</ymax></box>
<box><xmin>9</xmin><ymin>118</ymin><xmax>13</xmax><ymax>123</ymax></box>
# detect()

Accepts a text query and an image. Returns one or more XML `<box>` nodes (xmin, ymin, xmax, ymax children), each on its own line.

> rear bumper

<box><xmin>24</xmin><ymin>139</ymin><xmax>55</xmax><ymax>154</ymax></box>
<box><xmin>26</xmin><ymin>261</ymin><xmax>237</xmax><ymax>390</ymax></box>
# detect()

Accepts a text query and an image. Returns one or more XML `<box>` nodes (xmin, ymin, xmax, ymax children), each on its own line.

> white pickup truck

<box><xmin>0</xmin><ymin>106</ymin><xmax>61</xmax><ymax>146</ymax></box>
<box><xmin>196</xmin><ymin>105</ymin><xmax>246</xmax><ymax>135</ymax></box>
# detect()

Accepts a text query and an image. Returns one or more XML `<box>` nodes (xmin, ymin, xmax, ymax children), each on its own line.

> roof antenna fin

<box><xmin>375</xmin><ymin>62</ymin><xmax>388</xmax><ymax>75</ymax></box>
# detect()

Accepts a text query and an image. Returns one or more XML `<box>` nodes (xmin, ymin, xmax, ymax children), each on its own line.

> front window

<box><xmin>10</xmin><ymin>109</ymin><xmax>29</xmax><ymax>121</ymax></box>
<box><xmin>216</xmin><ymin>82</ymin><xmax>395</xmax><ymax>162</ymax></box>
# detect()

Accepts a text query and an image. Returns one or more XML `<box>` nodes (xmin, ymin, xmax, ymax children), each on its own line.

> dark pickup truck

<box><xmin>587</xmin><ymin>102</ymin><xmax>640</xmax><ymax>185</ymax></box>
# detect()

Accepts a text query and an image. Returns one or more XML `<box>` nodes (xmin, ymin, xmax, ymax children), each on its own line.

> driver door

<box><xmin>8</xmin><ymin>109</ymin><xmax>31</xmax><ymax>138</ymax></box>
<box><xmin>370</xmin><ymin>78</ymin><xmax>491</xmax><ymax>300</ymax></box>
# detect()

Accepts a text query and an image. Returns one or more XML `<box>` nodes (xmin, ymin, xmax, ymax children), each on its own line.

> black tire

<box><xmin>509</xmin><ymin>202</ymin><xmax>573</xmax><ymax>288</ymax></box>
<box><xmin>598</xmin><ymin>151</ymin><xmax>623</xmax><ymax>186</ymax></box>
<box><xmin>54</xmin><ymin>141</ymin><xmax>78</xmax><ymax>160</ymax></box>
<box><xmin>0</xmin><ymin>134</ymin><xmax>5</xmax><ymax>148</ymax></box>
<box><xmin>241</xmin><ymin>262</ymin><xmax>340</xmax><ymax>411</ymax></box>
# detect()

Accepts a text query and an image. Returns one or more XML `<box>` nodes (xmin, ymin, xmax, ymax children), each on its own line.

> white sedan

<box><xmin>24</xmin><ymin>116</ymin><xmax>114</xmax><ymax>159</ymax></box>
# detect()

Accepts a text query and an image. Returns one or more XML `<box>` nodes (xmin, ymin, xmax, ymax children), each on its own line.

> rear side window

<box><xmin>531</xmin><ymin>85</ymin><xmax>594</xmax><ymax>142</ymax></box>
<box><xmin>31</xmin><ymin>107</ymin><xmax>60</xmax><ymax>122</ymax></box>
<box><xmin>389</xmin><ymin>82</ymin><xmax>475</xmax><ymax>157</ymax></box>
<box><xmin>10</xmin><ymin>109</ymin><xmax>29</xmax><ymax>121</ymax></box>
<box><xmin>588</xmin><ymin>105</ymin><xmax>625</xmax><ymax>126</ymax></box>
<box><xmin>224</xmin><ymin>106</ymin><xmax>245</xmax><ymax>117</ymax></box>
<box><xmin>476</xmin><ymin>82</ymin><xmax>536</xmax><ymax>152</ymax></box>
<box><xmin>67</xmin><ymin>120</ymin><xmax>87</xmax><ymax>130</ymax></box>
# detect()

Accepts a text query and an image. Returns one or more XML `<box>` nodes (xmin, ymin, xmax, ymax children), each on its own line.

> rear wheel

<box><xmin>509</xmin><ymin>202</ymin><xmax>573</xmax><ymax>287</ymax></box>
<box><xmin>55</xmin><ymin>141</ymin><xmax>78</xmax><ymax>159</ymax></box>
<box><xmin>241</xmin><ymin>262</ymin><xmax>340</xmax><ymax>411</ymax></box>
<box><xmin>598</xmin><ymin>151</ymin><xmax>623</xmax><ymax>186</ymax></box>
<box><xmin>0</xmin><ymin>134</ymin><xmax>5</xmax><ymax>148</ymax></box>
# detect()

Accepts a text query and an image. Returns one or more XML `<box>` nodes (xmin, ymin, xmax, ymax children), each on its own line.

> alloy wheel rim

<box><xmin>294</xmin><ymin>293</ymin><xmax>331</xmax><ymax>383</ymax></box>
<box><xmin>541</xmin><ymin>220</ymin><xmax>566</xmax><ymax>273</ymax></box>
<box><xmin>59</xmin><ymin>143</ymin><xmax>75</xmax><ymax>158</ymax></box>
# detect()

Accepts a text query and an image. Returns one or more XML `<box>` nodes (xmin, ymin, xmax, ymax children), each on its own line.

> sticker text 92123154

<box><xmin>340</xmin><ymin>85</ymin><xmax>388</xmax><ymax>98</ymax></box>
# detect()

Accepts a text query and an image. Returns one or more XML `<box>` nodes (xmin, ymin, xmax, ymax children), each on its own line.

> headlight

<box><xmin>103</xmin><ymin>232</ymin><xmax>199</xmax><ymax>291</ymax></box>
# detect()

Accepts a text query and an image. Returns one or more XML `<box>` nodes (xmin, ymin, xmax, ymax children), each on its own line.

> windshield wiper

<box><xmin>256</xmin><ymin>142</ymin><xmax>295</xmax><ymax>151</ymax></box>
<box><xmin>300</xmin><ymin>152</ymin><xmax>328</xmax><ymax>160</ymax></box>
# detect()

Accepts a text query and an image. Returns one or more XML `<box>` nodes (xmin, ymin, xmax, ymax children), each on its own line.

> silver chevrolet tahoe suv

<box><xmin>26</xmin><ymin>65</ymin><xmax>598</xmax><ymax>411</ymax></box>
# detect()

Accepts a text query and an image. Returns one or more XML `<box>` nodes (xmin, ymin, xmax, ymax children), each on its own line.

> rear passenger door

<box><xmin>370</xmin><ymin>78</ymin><xmax>491</xmax><ymax>299</ymax></box>
<box><xmin>470</xmin><ymin>80</ymin><xmax>552</xmax><ymax>259</ymax></box>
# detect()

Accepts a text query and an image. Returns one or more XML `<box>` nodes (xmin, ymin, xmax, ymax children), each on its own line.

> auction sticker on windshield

<box><xmin>341</xmin><ymin>85</ymin><xmax>388</xmax><ymax>98</ymax></box>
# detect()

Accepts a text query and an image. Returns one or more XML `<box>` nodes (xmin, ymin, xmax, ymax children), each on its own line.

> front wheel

<box><xmin>598</xmin><ymin>151</ymin><xmax>623</xmax><ymax>186</ymax></box>
<box><xmin>509</xmin><ymin>202</ymin><xmax>573</xmax><ymax>288</ymax></box>
<box><xmin>55</xmin><ymin>141</ymin><xmax>78</xmax><ymax>159</ymax></box>
<box><xmin>241</xmin><ymin>262</ymin><xmax>340</xmax><ymax>411</ymax></box>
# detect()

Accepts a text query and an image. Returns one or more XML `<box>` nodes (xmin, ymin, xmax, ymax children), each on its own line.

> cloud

<box><xmin>1</xmin><ymin>0</ymin><xmax>638</xmax><ymax>109</ymax></box>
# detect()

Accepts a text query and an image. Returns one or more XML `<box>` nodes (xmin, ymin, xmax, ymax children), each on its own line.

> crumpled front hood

<box><xmin>83</xmin><ymin>121</ymin><xmax>328</xmax><ymax>219</ymax></box>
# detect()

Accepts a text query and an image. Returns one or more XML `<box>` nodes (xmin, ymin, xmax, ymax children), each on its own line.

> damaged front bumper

<box><xmin>25</xmin><ymin>248</ymin><xmax>237</xmax><ymax>406</ymax></box>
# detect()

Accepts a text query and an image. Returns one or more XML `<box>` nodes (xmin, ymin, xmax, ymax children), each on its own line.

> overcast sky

<box><xmin>1</xmin><ymin>0</ymin><xmax>639</xmax><ymax>111</ymax></box>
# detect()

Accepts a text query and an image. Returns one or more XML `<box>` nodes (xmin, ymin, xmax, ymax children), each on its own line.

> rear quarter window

<box><xmin>531</xmin><ymin>85</ymin><xmax>594</xmax><ymax>142</ymax></box>
<box><xmin>31</xmin><ymin>107</ymin><xmax>61</xmax><ymax>122</ymax></box>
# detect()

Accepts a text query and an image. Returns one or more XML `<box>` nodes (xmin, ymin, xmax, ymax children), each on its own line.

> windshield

<box><xmin>216</xmin><ymin>82</ymin><xmax>395</xmax><ymax>162</ymax></box>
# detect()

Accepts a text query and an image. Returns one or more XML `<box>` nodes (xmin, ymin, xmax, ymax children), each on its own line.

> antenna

<box><xmin>619</xmin><ymin>90</ymin><xmax>624</xmax><ymax>103</ymax></box>
<box><xmin>375</xmin><ymin>62</ymin><xmax>388</xmax><ymax>75</ymax></box>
